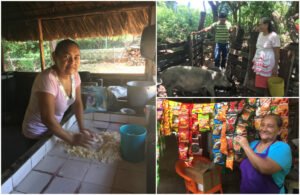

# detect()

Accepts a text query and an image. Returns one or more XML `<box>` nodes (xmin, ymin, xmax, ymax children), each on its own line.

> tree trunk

<box><xmin>208</xmin><ymin>1</ymin><xmax>219</xmax><ymax>22</ymax></box>
<box><xmin>198</xmin><ymin>12</ymin><xmax>206</xmax><ymax>30</ymax></box>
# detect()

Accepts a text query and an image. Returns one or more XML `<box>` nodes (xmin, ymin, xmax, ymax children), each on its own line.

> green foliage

<box><xmin>157</xmin><ymin>1</ymin><xmax>292</xmax><ymax>43</ymax></box>
<box><xmin>157</xmin><ymin>2</ymin><xmax>200</xmax><ymax>43</ymax></box>
<box><xmin>2</xmin><ymin>35</ymin><xmax>137</xmax><ymax>72</ymax></box>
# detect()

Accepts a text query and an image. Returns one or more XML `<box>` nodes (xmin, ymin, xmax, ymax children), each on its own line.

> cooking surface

<box><xmin>11</xmin><ymin>117</ymin><xmax>148</xmax><ymax>193</ymax></box>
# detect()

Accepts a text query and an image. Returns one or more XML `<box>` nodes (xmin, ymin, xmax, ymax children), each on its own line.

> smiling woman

<box><xmin>22</xmin><ymin>39</ymin><xmax>95</xmax><ymax>148</ymax></box>
<box><xmin>235</xmin><ymin>113</ymin><xmax>292</xmax><ymax>193</ymax></box>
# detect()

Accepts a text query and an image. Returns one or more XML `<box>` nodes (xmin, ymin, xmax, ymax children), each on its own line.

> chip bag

<box><xmin>226</xmin><ymin>150</ymin><xmax>234</xmax><ymax>170</ymax></box>
<box><xmin>213</xmin><ymin>135</ymin><xmax>221</xmax><ymax>150</ymax></box>
<box><xmin>213</xmin><ymin>152</ymin><xmax>224</xmax><ymax>164</ymax></box>
<box><xmin>201</xmin><ymin>103</ymin><xmax>215</xmax><ymax>114</ymax></box>
<box><xmin>235</xmin><ymin>123</ymin><xmax>247</xmax><ymax>136</ymax></box>
<box><xmin>254</xmin><ymin>117</ymin><xmax>262</xmax><ymax>130</ymax></box>
<box><xmin>178</xmin><ymin>143</ymin><xmax>188</xmax><ymax>160</ymax></box>
<box><xmin>213</xmin><ymin>122</ymin><xmax>223</xmax><ymax>135</ymax></box>
<box><xmin>198</xmin><ymin>114</ymin><xmax>210</xmax><ymax>132</ymax></box>
<box><xmin>226</xmin><ymin>114</ymin><xmax>238</xmax><ymax>133</ymax></box>
<box><xmin>248</xmin><ymin>98</ymin><xmax>257</xmax><ymax>107</ymax></box>
<box><xmin>228</xmin><ymin>101</ymin><xmax>238</xmax><ymax>113</ymax></box>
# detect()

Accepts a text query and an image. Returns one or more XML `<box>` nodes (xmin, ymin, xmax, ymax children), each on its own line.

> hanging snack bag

<box><xmin>178</xmin><ymin>143</ymin><xmax>189</xmax><ymax>160</ymax></box>
<box><xmin>215</xmin><ymin>103</ymin><xmax>228</xmax><ymax>121</ymax></box>
<box><xmin>254</xmin><ymin>117</ymin><xmax>262</xmax><ymax>131</ymax></box>
<box><xmin>228</xmin><ymin>101</ymin><xmax>238</xmax><ymax>113</ymax></box>
<box><xmin>235</xmin><ymin>123</ymin><xmax>247</xmax><ymax>136</ymax></box>
<box><xmin>226</xmin><ymin>135</ymin><xmax>234</xmax><ymax>150</ymax></box>
<box><xmin>237</xmin><ymin>99</ymin><xmax>246</xmax><ymax>114</ymax></box>
<box><xmin>178</xmin><ymin>130</ymin><xmax>189</xmax><ymax>143</ymax></box>
<box><xmin>226</xmin><ymin>114</ymin><xmax>238</xmax><ymax>133</ymax></box>
<box><xmin>226</xmin><ymin>151</ymin><xmax>234</xmax><ymax>170</ymax></box>
<box><xmin>259</xmin><ymin>98</ymin><xmax>272</xmax><ymax>112</ymax></box>
<box><xmin>192</xmin><ymin>103</ymin><xmax>202</xmax><ymax>113</ymax></box>
<box><xmin>213</xmin><ymin>122</ymin><xmax>223</xmax><ymax>135</ymax></box>
<box><xmin>212</xmin><ymin>135</ymin><xmax>221</xmax><ymax>150</ymax></box>
<box><xmin>190</xmin><ymin>113</ymin><xmax>199</xmax><ymax>132</ymax></box>
<box><xmin>248</xmin><ymin>98</ymin><xmax>257</xmax><ymax>107</ymax></box>
<box><xmin>241</xmin><ymin>107</ymin><xmax>254</xmax><ymax>121</ymax></box>
<box><xmin>233</xmin><ymin>136</ymin><xmax>242</xmax><ymax>153</ymax></box>
<box><xmin>201</xmin><ymin>103</ymin><xmax>215</xmax><ymax>114</ymax></box>
<box><xmin>198</xmin><ymin>114</ymin><xmax>210</xmax><ymax>132</ymax></box>
<box><xmin>213</xmin><ymin>152</ymin><xmax>224</xmax><ymax>164</ymax></box>
<box><xmin>271</xmin><ymin>98</ymin><xmax>288</xmax><ymax>105</ymax></box>
<box><xmin>220</xmin><ymin>122</ymin><xmax>228</xmax><ymax>155</ymax></box>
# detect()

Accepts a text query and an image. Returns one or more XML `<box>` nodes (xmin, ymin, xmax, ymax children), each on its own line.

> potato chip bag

<box><xmin>213</xmin><ymin>123</ymin><xmax>222</xmax><ymax>135</ymax></box>
<box><xmin>198</xmin><ymin>114</ymin><xmax>210</xmax><ymax>131</ymax></box>
<box><xmin>228</xmin><ymin>101</ymin><xmax>238</xmax><ymax>113</ymax></box>
<box><xmin>201</xmin><ymin>103</ymin><xmax>215</xmax><ymax>114</ymax></box>
<box><xmin>226</xmin><ymin>150</ymin><xmax>234</xmax><ymax>170</ymax></box>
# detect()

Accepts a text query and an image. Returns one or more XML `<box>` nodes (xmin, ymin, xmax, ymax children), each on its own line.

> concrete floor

<box><xmin>157</xmin><ymin>135</ymin><xmax>241</xmax><ymax>194</ymax></box>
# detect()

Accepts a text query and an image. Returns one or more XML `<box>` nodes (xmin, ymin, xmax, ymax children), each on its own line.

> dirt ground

<box><xmin>79</xmin><ymin>62</ymin><xmax>145</xmax><ymax>74</ymax></box>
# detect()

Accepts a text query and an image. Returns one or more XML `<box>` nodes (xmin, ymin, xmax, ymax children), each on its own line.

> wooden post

<box><xmin>38</xmin><ymin>18</ymin><xmax>45</xmax><ymax>71</ymax></box>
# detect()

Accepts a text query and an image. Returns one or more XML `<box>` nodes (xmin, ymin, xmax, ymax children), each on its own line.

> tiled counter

<box><xmin>2</xmin><ymin>112</ymin><xmax>150</xmax><ymax>194</ymax></box>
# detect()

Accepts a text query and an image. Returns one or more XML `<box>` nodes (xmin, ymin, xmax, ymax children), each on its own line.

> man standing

<box><xmin>197</xmin><ymin>12</ymin><xmax>232</xmax><ymax>70</ymax></box>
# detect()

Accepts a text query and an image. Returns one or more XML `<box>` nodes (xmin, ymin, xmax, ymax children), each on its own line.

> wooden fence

<box><xmin>157</xmin><ymin>41</ymin><xmax>189</xmax><ymax>72</ymax></box>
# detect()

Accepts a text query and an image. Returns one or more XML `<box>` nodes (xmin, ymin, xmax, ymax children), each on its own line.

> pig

<box><xmin>160</xmin><ymin>66</ymin><xmax>232</xmax><ymax>96</ymax></box>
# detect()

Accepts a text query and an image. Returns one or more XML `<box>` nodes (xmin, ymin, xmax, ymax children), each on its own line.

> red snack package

<box><xmin>237</xmin><ymin>99</ymin><xmax>246</xmax><ymax>113</ymax></box>
<box><xmin>178</xmin><ymin>143</ymin><xmax>188</xmax><ymax>160</ymax></box>
<box><xmin>178</xmin><ymin>130</ymin><xmax>189</xmax><ymax>143</ymax></box>
<box><xmin>190</xmin><ymin>113</ymin><xmax>199</xmax><ymax>132</ymax></box>
<box><xmin>228</xmin><ymin>101</ymin><xmax>238</xmax><ymax>113</ymax></box>
<box><xmin>226</xmin><ymin>114</ymin><xmax>237</xmax><ymax>133</ymax></box>
<box><xmin>226</xmin><ymin>135</ymin><xmax>234</xmax><ymax>150</ymax></box>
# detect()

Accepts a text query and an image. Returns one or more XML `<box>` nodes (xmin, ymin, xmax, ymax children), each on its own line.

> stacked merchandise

<box><xmin>157</xmin><ymin>98</ymin><xmax>289</xmax><ymax>170</ymax></box>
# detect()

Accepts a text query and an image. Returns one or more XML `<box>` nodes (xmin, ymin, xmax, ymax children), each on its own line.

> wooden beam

<box><xmin>38</xmin><ymin>18</ymin><xmax>45</xmax><ymax>71</ymax></box>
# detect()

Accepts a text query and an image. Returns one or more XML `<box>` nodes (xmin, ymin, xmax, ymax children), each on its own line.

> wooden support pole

<box><xmin>38</xmin><ymin>18</ymin><xmax>45</xmax><ymax>71</ymax></box>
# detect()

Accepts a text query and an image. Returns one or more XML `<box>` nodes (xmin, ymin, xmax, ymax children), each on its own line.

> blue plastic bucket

<box><xmin>120</xmin><ymin>124</ymin><xmax>147</xmax><ymax>163</ymax></box>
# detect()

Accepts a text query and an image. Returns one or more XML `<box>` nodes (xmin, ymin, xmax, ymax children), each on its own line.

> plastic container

<box><xmin>268</xmin><ymin>77</ymin><xmax>284</xmax><ymax>97</ymax></box>
<box><xmin>120</xmin><ymin>124</ymin><xmax>147</xmax><ymax>162</ymax></box>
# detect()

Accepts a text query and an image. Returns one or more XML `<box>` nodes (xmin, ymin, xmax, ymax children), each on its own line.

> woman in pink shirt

<box><xmin>252</xmin><ymin>17</ymin><xmax>280</xmax><ymax>95</ymax></box>
<box><xmin>22</xmin><ymin>39</ymin><xmax>93</xmax><ymax>147</ymax></box>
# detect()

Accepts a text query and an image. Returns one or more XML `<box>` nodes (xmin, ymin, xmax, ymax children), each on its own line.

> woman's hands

<box><xmin>235</xmin><ymin>136</ymin><xmax>250</xmax><ymax>149</ymax></box>
<box><xmin>71</xmin><ymin>130</ymin><xmax>94</xmax><ymax>148</ymax></box>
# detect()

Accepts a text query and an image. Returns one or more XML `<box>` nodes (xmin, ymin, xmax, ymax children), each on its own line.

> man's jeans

<box><xmin>214</xmin><ymin>43</ymin><xmax>229</xmax><ymax>68</ymax></box>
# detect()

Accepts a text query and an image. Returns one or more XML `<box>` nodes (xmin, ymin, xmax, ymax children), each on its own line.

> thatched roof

<box><xmin>2</xmin><ymin>1</ymin><xmax>155</xmax><ymax>41</ymax></box>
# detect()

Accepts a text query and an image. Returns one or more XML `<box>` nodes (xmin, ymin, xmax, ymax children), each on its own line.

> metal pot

<box><xmin>127</xmin><ymin>81</ymin><xmax>156</xmax><ymax>107</ymax></box>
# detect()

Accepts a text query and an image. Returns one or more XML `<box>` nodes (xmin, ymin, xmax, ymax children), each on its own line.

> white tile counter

<box><xmin>2</xmin><ymin>112</ymin><xmax>148</xmax><ymax>194</ymax></box>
